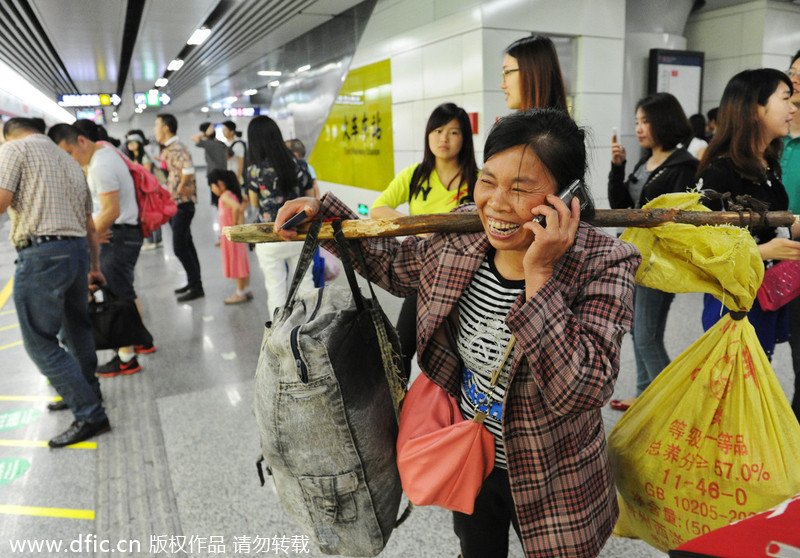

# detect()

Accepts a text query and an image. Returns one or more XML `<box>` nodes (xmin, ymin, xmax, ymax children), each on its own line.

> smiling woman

<box><xmin>273</xmin><ymin>108</ymin><xmax>640</xmax><ymax>558</ymax></box>
<box><xmin>698</xmin><ymin>68</ymin><xmax>800</xmax><ymax>358</ymax></box>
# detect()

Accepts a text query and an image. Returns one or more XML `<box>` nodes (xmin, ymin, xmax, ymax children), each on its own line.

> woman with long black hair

<box><xmin>247</xmin><ymin>115</ymin><xmax>316</xmax><ymax>316</ymax></box>
<box><xmin>370</xmin><ymin>102</ymin><xmax>479</xmax><ymax>377</ymax></box>
<box><xmin>698</xmin><ymin>68</ymin><xmax>800</xmax><ymax>358</ymax></box>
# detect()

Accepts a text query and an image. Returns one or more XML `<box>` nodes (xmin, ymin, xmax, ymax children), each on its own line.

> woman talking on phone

<box><xmin>370</xmin><ymin>102</ymin><xmax>479</xmax><ymax>377</ymax></box>
<box><xmin>607</xmin><ymin>92</ymin><xmax>698</xmax><ymax>410</ymax></box>
<box><xmin>275</xmin><ymin>109</ymin><xmax>639</xmax><ymax>558</ymax></box>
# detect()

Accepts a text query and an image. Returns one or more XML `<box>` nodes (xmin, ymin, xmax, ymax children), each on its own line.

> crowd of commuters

<box><xmin>3</xmin><ymin>32</ymin><xmax>800</xmax><ymax>558</ymax></box>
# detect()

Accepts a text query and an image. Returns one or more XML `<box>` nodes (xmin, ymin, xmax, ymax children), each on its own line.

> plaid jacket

<box><xmin>320</xmin><ymin>194</ymin><xmax>640</xmax><ymax>557</ymax></box>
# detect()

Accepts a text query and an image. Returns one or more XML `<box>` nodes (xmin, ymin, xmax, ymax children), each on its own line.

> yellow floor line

<box><xmin>0</xmin><ymin>439</ymin><xmax>97</xmax><ymax>450</ymax></box>
<box><xmin>0</xmin><ymin>340</ymin><xmax>23</xmax><ymax>351</ymax></box>
<box><xmin>0</xmin><ymin>310</ymin><xmax>14</xmax><ymax>316</ymax></box>
<box><xmin>0</xmin><ymin>395</ymin><xmax>61</xmax><ymax>402</ymax></box>
<box><xmin>0</xmin><ymin>323</ymin><xmax>19</xmax><ymax>332</ymax></box>
<box><xmin>0</xmin><ymin>504</ymin><xmax>94</xmax><ymax>520</ymax></box>
<box><xmin>0</xmin><ymin>278</ymin><xmax>12</xmax><ymax>311</ymax></box>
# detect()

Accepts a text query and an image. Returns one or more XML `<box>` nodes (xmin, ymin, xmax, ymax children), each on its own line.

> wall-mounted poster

<box><xmin>648</xmin><ymin>49</ymin><xmax>704</xmax><ymax>117</ymax></box>
<box><xmin>310</xmin><ymin>59</ymin><xmax>393</xmax><ymax>191</ymax></box>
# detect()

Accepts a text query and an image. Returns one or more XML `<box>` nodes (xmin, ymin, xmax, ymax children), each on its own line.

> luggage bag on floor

<box><xmin>254</xmin><ymin>220</ymin><xmax>407</xmax><ymax>557</ymax></box>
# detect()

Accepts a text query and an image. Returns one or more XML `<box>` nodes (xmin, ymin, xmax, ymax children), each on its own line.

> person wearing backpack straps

<box><xmin>49</xmin><ymin>120</ymin><xmax>154</xmax><ymax>377</ymax></box>
<box><xmin>222</xmin><ymin>120</ymin><xmax>247</xmax><ymax>190</ymax></box>
<box><xmin>277</xmin><ymin>109</ymin><xmax>639</xmax><ymax>558</ymax></box>
<box><xmin>370</xmin><ymin>103</ymin><xmax>479</xmax><ymax>379</ymax></box>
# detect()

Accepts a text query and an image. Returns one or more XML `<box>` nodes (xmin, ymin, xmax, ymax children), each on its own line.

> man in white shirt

<box><xmin>49</xmin><ymin>120</ymin><xmax>152</xmax><ymax>378</ymax></box>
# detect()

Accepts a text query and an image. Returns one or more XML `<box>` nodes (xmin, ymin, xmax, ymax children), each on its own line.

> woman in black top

<box><xmin>608</xmin><ymin>92</ymin><xmax>698</xmax><ymax>410</ymax></box>
<box><xmin>698</xmin><ymin>68</ymin><xmax>800</xmax><ymax>358</ymax></box>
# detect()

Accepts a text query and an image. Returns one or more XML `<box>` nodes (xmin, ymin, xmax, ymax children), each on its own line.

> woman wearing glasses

<box><xmin>501</xmin><ymin>35</ymin><xmax>568</xmax><ymax>112</ymax></box>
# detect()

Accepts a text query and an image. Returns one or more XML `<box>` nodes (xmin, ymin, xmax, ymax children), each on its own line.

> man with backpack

<box><xmin>49</xmin><ymin>120</ymin><xmax>153</xmax><ymax>378</ymax></box>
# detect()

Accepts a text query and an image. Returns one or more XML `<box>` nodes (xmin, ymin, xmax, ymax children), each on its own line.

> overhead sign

<box><xmin>223</xmin><ymin>107</ymin><xmax>260</xmax><ymax>117</ymax></box>
<box><xmin>133</xmin><ymin>90</ymin><xmax>171</xmax><ymax>107</ymax></box>
<box><xmin>57</xmin><ymin>93</ymin><xmax>121</xmax><ymax>107</ymax></box>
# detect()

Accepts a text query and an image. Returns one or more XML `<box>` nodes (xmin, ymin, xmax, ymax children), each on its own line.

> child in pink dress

<box><xmin>208</xmin><ymin>169</ymin><xmax>252</xmax><ymax>304</ymax></box>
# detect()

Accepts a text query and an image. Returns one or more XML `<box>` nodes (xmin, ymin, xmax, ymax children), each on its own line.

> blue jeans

<box><xmin>100</xmin><ymin>224</ymin><xmax>143</xmax><ymax>299</ymax></box>
<box><xmin>633</xmin><ymin>285</ymin><xmax>675</xmax><ymax>395</ymax></box>
<box><xmin>14</xmin><ymin>238</ymin><xmax>106</xmax><ymax>423</ymax></box>
<box><xmin>169</xmin><ymin>202</ymin><xmax>202</xmax><ymax>289</ymax></box>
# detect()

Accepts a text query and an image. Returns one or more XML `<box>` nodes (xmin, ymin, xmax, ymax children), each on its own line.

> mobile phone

<box><xmin>533</xmin><ymin>179</ymin><xmax>582</xmax><ymax>227</ymax></box>
<box><xmin>281</xmin><ymin>210</ymin><xmax>308</xmax><ymax>230</ymax></box>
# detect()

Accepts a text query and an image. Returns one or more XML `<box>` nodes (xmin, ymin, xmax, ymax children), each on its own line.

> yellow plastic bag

<box><xmin>608</xmin><ymin>193</ymin><xmax>800</xmax><ymax>552</ymax></box>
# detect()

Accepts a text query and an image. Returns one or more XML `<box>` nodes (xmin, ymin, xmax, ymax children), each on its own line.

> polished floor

<box><xmin>0</xmin><ymin>176</ymin><xmax>797</xmax><ymax>557</ymax></box>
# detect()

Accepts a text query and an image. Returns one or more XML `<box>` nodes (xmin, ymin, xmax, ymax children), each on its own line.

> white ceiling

<box><xmin>4</xmin><ymin>0</ymin><xmax>364</xmax><ymax>120</ymax></box>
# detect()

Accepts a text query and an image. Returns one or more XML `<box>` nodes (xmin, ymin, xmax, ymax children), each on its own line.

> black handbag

<box><xmin>89</xmin><ymin>289</ymin><xmax>153</xmax><ymax>350</ymax></box>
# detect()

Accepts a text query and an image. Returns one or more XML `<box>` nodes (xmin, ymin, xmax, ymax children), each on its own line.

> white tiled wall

<box><xmin>331</xmin><ymin>0</ymin><xmax>627</xmax><ymax>213</ymax></box>
<box><xmin>685</xmin><ymin>0</ymin><xmax>800</xmax><ymax>115</ymax></box>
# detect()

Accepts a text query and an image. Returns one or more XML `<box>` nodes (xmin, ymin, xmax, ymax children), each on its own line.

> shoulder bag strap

<box><xmin>283</xmin><ymin>219</ymin><xmax>321</xmax><ymax>309</ymax></box>
<box><xmin>331</xmin><ymin>219</ymin><xmax>368</xmax><ymax>313</ymax></box>
<box><xmin>472</xmin><ymin>335</ymin><xmax>516</xmax><ymax>424</ymax></box>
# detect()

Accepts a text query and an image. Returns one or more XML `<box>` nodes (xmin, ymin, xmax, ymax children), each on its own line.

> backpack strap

<box><xmin>283</xmin><ymin>220</ymin><xmax>322</xmax><ymax>309</ymax></box>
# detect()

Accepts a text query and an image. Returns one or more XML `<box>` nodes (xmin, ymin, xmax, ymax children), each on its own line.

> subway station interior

<box><xmin>1</xmin><ymin>0</ymin><xmax>800</xmax><ymax>556</ymax></box>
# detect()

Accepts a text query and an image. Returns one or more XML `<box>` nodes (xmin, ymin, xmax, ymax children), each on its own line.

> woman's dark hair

<box><xmin>505</xmin><ymin>35</ymin><xmax>568</xmax><ymax>112</ymax></box>
<box><xmin>635</xmin><ymin>92</ymin><xmax>692</xmax><ymax>151</ymax></box>
<box><xmin>247</xmin><ymin>115</ymin><xmax>298</xmax><ymax>196</ymax></box>
<box><xmin>124</xmin><ymin>128</ymin><xmax>149</xmax><ymax>164</ymax></box>
<box><xmin>222</xmin><ymin>120</ymin><xmax>242</xmax><ymax>138</ymax></box>
<box><xmin>483</xmin><ymin>108</ymin><xmax>595</xmax><ymax>220</ymax></box>
<box><xmin>689</xmin><ymin>114</ymin><xmax>707</xmax><ymax>140</ymax></box>
<box><xmin>698</xmin><ymin>68</ymin><xmax>793</xmax><ymax>181</ymax></box>
<box><xmin>412</xmin><ymin>103</ymin><xmax>479</xmax><ymax>201</ymax></box>
<box><xmin>207</xmin><ymin>168</ymin><xmax>243</xmax><ymax>202</ymax></box>
<box><xmin>199</xmin><ymin>122</ymin><xmax>214</xmax><ymax>134</ymax></box>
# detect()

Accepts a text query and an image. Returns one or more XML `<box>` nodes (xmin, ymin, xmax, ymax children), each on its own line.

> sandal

<box><xmin>609</xmin><ymin>398</ymin><xmax>635</xmax><ymax>411</ymax></box>
<box><xmin>224</xmin><ymin>293</ymin><xmax>248</xmax><ymax>304</ymax></box>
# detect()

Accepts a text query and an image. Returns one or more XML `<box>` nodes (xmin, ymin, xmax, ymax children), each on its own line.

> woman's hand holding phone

<box><xmin>611</xmin><ymin>128</ymin><xmax>626</xmax><ymax>165</ymax></box>
<box><xmin>522</xmin><ymin>192</ymin><xmax>581</xmax><ymax>299</ymax></box>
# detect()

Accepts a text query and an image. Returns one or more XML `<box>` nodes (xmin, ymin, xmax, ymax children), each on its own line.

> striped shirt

<box><xmin>457</xmin><ymin>251</ymin><xmax>523</xmax><ymax>468</ymax></box>
<box><xmin>0</xmin><ymin>133</ymin><xmax>91</xmax><ymax>245</ymax></box>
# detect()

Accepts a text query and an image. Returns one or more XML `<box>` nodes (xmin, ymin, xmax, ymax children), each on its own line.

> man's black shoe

<box><xmin>48</xmin><ymin>418</ymin><xmax>111</xmax><ymax>447</ymax></box>
<box><xmin>174</xmin><ymin>284</ymin><xmax>191</xmax><ymax>294</ymax></box>
<box><xmin>176</xmin><ymin>288</ymin><xmax>204</xmax><ymax>302</ymax></box>
<box><xmin>47</xmin><ymin>400</ymin><xmax>69</xmax><ymax>411</ymax></box>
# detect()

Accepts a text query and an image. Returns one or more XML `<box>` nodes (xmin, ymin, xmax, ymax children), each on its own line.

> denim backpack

<box><xmin>254</xmin><ymin>220</ymin><xmax>408</xmax><ymax>556</ymax></box>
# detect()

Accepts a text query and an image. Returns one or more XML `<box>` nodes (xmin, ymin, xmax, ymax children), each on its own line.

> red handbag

<box><xmin>756</xmin><ymin>260</ymin><xmax>800</xmax><ymax>311</ymax></box>
<box><xmin>396</xmin><ymin>337</ymin><xmax>514</xmax><ymax>515</ymax></box>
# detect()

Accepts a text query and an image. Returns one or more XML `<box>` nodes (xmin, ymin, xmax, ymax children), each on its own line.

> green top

<box><xmin>780</xmin><ymin>135</ymin><xmax>800</xmax><ymax>214</ymax></box>
<box><xmin>371</xmin><ymin>164</ymin><xmax>469</xmax><ymax>216</ymax></box>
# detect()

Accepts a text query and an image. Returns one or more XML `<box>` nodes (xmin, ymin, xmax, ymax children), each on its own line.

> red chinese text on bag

<box><xmin>396</xmin><ymin>373</ymin><xmax>494</xmax><ymax>515</ymax></box>
<box><xmin>98</xmin><ymin>141</ymin><xmax>177</xmax><ymax>238</ymax></box>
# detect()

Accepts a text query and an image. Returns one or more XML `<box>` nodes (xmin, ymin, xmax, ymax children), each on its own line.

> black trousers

<box><xmin>396</xmin><ymin>294</ymin><xmax>417</xmax><ymax>381</ymax></box>
<box><xmin>169</xmin><ymin>202</ymin><xmax>202</xmax><ymax>289</ymax></box>
<box><xmin>453</xmin><ymin>467</ymin><xmax>521</xmax><ymax>558</ymax></box>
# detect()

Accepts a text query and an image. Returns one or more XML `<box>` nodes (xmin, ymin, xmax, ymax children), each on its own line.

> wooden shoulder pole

<box><xmin>224</xmin><ymin>210</ymin><xmax>797</xmax><ymax>244</ymax></box>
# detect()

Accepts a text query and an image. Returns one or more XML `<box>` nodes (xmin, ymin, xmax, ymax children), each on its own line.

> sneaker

<box><xmin>134</xmin><ymin>343</ymin><xmax>156</xmax><ymax>354</ymax></box>
<box><xmin>141</xmin><ymin>243</ymin><xmax>158</xmax><ymax>251</ymax></box>
<box><xmin>96</xmin><ymin>355</ymin><xmax>141</xmax><ymax>377</ymax></box>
